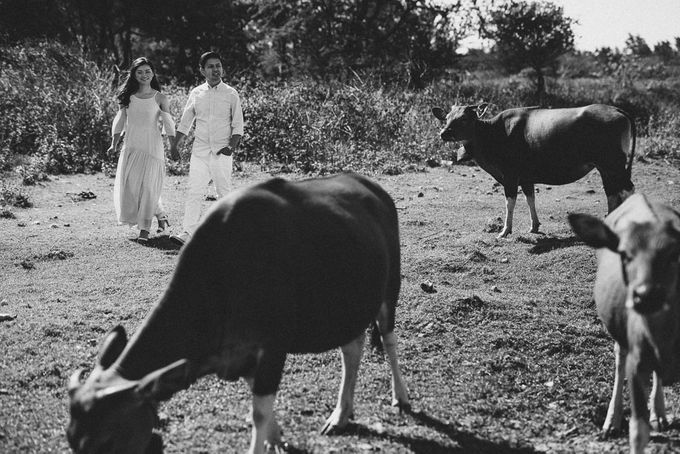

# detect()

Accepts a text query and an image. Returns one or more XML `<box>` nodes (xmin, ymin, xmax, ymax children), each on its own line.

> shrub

<box><xmin>644</xmin><ymin>108</ymin><xmax>680</xmax><ymax>160</ymax></box>
<box><xmin>0</xmin><ymin>182</ymin><xmax>32</xmax><ymax>208</ymax></box>
<box><xmin>0</xmin><ymin>41</ymin><xmax>115</xmax><ymax>174</ymax></box>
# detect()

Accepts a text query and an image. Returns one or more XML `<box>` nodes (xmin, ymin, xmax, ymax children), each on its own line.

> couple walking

<box><xmin>110</xmin><ymin>51</ymin><xmax>243</xmax><ymax>245</ymax></box>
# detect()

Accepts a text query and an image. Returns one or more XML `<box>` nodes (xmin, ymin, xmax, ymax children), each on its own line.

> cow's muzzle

<box><xmin>439</xmin><ymin>128</ymin><xmax>458</xmax><ymax>142</ymax></box>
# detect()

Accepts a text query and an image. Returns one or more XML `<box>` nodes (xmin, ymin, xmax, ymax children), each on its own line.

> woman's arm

<box><xmin>109</xmin><ymin>108</ymin><xmax>127</xmax><ymax>153</ymax></box>
<box><xmin>157</xmin><ymin>93</ymin><xmax>176</xmax><ymax>138</ymax></box>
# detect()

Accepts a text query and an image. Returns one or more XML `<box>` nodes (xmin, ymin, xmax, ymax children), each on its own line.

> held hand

<box><xmin>217</xmin><ymin>146</ymin><xmax>234</xmax><ymax>156</ymax></box>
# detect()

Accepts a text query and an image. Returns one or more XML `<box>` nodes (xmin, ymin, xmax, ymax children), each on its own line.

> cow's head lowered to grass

<box><xmin>66</xmin><ymin>173</ymin><xmax>409</xmax><ymax>454</ymax></box>
<box><xmin>67</xmin><ymin>326</ymin><xmax>190</xmax><ymax>454</ymax></box>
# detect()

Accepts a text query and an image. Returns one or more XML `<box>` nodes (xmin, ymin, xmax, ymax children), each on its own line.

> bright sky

<box><xmin>540</xmin><ymin>0</ymin><xmax>680</xmax><ymax>51</ymax></box>
<box><xmin>453</xmin><ymin>0</ymin><xmax>680</xmax><ymax>52</ymax></box>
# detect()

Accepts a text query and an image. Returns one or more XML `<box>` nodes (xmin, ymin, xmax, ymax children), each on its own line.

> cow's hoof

<box><xmin>392</xmin><ymin>399</ymin><xmax>412</xmax><ymax>413</ymax></box>
<box><xmin>320</xmin><ymin>410</ymin><xmax>352</xmax><ymax>435</ymax></box>
<box><xmin>497</xmin><ymin>230</ymin><xmax>512</xmax><ymax>239</ymax></box>
<box><xmin>650</xmin><ymin>416</ymin><xmax>669</xmax><ymax>431</ymax></box>
<box><xmin>263</xmin><ymin>440</ymin><xmax>289</xmax><ymax>453</ymax></box>
<box><xmin>599</xmin><ymin>426</ymin><xmax>620</xmax><ymax>440</ymax></box>
<box><xmin>320</xmin><ymin>422</ymin><xmax>349</xmax><ymax>436</ymax></box>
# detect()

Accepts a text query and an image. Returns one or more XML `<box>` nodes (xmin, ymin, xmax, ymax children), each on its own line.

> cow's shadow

<box><xmin>516</xmin><ymin>234</ymin><xmax>581</xmax><ymax>255</ymax></box>
<box><xmin>128</xmin><ymin>236</ymin><xmax>181</xmax><ymax>253</ymax></box>
<box><xmin>330</xmin><ymin>408</ymin><xmax>538</xmax><ymax>454</ymax></box>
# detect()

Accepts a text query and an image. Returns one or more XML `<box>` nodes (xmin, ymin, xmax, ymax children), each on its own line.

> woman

<box><xmin>110</xmin><ymin>57</ymin><xmax>176</xmax><ymax>243</ymax></box>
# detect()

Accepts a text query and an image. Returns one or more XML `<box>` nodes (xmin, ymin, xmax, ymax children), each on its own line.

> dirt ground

<box><xmin>2</xmin><ymin>158</ymin><xmax>680</xmax><ymax>453</ymax></box>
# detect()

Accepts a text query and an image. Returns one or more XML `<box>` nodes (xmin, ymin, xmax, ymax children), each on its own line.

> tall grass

<box><xmin>1</xmin><ymin>41</ymin><xmax>679</xmax><ymax>179</ymax></box>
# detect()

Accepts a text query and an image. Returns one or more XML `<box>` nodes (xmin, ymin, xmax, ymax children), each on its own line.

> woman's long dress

<box><xmin>113</xmin><ymin>93</ymin><xmax>168</xmax><ymax>231</ymax></box>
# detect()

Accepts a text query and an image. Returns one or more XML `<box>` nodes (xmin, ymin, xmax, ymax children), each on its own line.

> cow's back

<box><xmin>183</xmin><ymin>173</ymin><xmax>400</xmax><ymax>354</ymax></box>
<box><xmin>499</xmin><ymin>104</ymin><xmax>633</xmax><ymax>184</ymax></box>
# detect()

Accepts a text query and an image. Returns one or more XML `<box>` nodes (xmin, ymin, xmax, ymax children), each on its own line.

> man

<box><xmin>170</xmin><ymin>51</ymin><xmax>244</xmax><ymax>246</ymax></box>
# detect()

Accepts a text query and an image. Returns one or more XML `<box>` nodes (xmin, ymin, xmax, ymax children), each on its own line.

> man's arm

<box><xmin>217</xmin><ymin>90</ymin><xmax>244</xmax><ymax>156</ymax></box>
<box><xmin>170</xmin><ymin>89</ymin><xmax>197</xmax><ymax>161</ymax></box>
<box><xmin>170</xmin><ymin>132</ymin><xmax>186</xmax><ymax>161</ymax></box>
<box><xmin>217</xmin><ymin>134</ymin><xmax>241</xmax><ymax>156</ymax></box>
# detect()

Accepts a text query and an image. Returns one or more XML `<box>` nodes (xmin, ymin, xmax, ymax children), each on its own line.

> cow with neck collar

<box><xmin>432</xmin><ymin>104</ymin><xmax>636</xmax><ymax>238</ymax></box>
<box><xmin>67</xmin><ymin>173</ymin><xmax>410</xmax><ymax>454</ymax></box>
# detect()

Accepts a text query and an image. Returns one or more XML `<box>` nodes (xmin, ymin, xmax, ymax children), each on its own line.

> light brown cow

<box><xmin>569</xmin><ymin>193</ymin><xmax>680</xmax><ymax>454</ymax></box>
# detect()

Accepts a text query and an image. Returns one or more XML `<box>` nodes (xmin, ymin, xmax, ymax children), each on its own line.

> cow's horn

<box><xmin>69</xmin><ymin>368</ymin><xmax>86</xmax><ymax>395</ymax></box>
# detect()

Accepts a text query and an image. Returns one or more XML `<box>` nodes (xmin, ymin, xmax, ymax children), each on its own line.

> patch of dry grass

<box><xmin>2</xmin><ymin>161</ymin><xmax>680</xmax><ymax>453</ymax></box>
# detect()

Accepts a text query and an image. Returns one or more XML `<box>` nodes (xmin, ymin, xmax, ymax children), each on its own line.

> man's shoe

<box><xmin>170</xmin><ymin>231</ymin><xmax>191</xmax><ymax>246</ymax></box>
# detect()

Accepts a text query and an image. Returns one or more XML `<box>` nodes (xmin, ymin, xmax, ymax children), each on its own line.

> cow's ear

<box><xmin>99</xmin><ymin>326</ymin><xmax>128</xmax><ymax>369</ymax></box>
<box><xmin>568</xmin><ymin>213</ymin><xmax>619</xmax><ymax>251</ymax></box>
<box><xmin>136</xmin><ymin>359</ymin><xmax>191</xmax><ymax>402</ymax></box>
<box><xmin>431</xmin><ymin>107</ymin><xmax>447</xmax><ymax>121</ymax></box>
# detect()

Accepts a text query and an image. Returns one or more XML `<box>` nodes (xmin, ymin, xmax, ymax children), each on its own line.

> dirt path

<box><xmin>1</xmin><ymin>160</ymin><xmax>680</xmax><ymax>453</ymax></box>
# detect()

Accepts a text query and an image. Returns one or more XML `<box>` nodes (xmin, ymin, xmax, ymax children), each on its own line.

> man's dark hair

<box><xmin>199</xmin><ymin>51</ymin><xmax>222</xmax><ymax>69</ymax></box>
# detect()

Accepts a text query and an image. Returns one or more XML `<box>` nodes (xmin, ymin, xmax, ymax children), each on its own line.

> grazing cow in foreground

<box><xmin>432</xmin><ymin>104</ymin><xmax>636</xmax><ymax>238</ymax></box>
<box><xmin>569</xmin><ymin>194</ymin><xmax>680</xmax><ymax>454</ymax></box>
<box><xmin>67</xmin><ymin>173</ymin><xmax>410</xmax><ymax>454</ymax></box>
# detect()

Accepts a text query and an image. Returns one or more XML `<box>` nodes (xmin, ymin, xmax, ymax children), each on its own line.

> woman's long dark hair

<box><xmin>115</xmin><ymin>57</ymin><xmax>161</xmax><ymax>108</ymax></box>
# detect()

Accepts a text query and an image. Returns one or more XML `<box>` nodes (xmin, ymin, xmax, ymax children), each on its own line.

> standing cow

<box><xmin>569</xmin><ymin>194</ymin><xmax>680</xmax><ymax>454</ymax></box>
<box><xmin>432</xmin><ymin>104</ymin><xmax>636</xmax><ymax>238</ymax></box>
<box><xmin>67</xmin><ymin>173</ymin><xmax>410</xmax><ymax>454</ymax></box>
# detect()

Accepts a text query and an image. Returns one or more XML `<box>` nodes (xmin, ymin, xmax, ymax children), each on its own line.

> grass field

<box><xmin>2</xmin><ymin>157</ymin><xmax>680</xmax><ymax>453</ymax></box>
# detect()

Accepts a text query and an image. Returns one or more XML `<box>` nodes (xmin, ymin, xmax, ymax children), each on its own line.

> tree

<box><xmin>482</xmin><ymin>0</ymin><xmax>575</xmax><ymax>104</ymax></box>
<box><xmin>249</xmin><ymin>0</ymin><xmax>466</xmax><ymax>87</ymax></box>
<box><xmin>625</xmin><ymin>34</ymin><xmax>651</xmax><ymax>57</ymax></box>
<box><xmin>653</xmin><ymin>40</ymin><xmax>675</xmax><ymax>62</ymax></box>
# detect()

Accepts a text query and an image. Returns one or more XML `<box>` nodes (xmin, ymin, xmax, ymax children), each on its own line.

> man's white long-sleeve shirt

<box><xmin>177</xmin><ymin>81</ymin><xmax>244</xmax><ymax>157</ymax></box>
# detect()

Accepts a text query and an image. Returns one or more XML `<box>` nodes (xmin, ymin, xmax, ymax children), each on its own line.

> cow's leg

<box><xmin>499</xmin><ymin>185</ymin><xmax>518</xmax><ymax>238</ymax></box>
<box><xmin>602</xmin><ymin>342</ymin><xmax>626</xmax><ymax>436</ymax></box>
<box><xmin>246</xmin><ymin>351</ymin><xmax>287</xmax><ymax>454</ymax></box>
<box><xmin>627</xmin><ymin>356</ymin><xmax>651</xmax><ymax>454</ymax></box>
<box><xmin>321</xmin><ymin>332</ymin><xmax>366</xmax><ymax>435</ymax></box>
<box><xmin>248</xmin><ymin>392</ymin><xmax>281</xmax><ymax>454</ymax></box>
<box><xmin>375</xmin><ymin>302</ymin><xmax>409</xmax><ymax>409</ymax></box>
<box><xmin>521</xmin><ymin>183</ymin><xmax>540</xmax><ymax>233</ymax></box>
<box><xmin>600</xmin><ymin>169</ymin><xmax>635</xmax><ymax>213</ymax></box>
<box><xmin>649</xmin><ymin>372</ymin><xmax>668</xmax><ymax>431</ymax></box>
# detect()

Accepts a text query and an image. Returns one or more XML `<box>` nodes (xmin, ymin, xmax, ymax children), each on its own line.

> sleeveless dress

<box><xmin>113</xmin><ymin>93</ymin><xmax>170</xmax><ymax>231</ymax></box>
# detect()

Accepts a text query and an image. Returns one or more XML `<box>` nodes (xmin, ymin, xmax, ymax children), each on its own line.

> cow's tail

<box><xmin>369</xmin><ymin>320</ymin><xmax>384</xmax><ymax>354</ymax></box>
<box><xmin>619</xmin><ymin>108</ymin><xmax>636</xmax><ymax>179</ymax></box>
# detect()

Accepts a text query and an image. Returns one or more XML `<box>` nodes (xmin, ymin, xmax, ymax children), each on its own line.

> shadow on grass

<box><xmin>128</xmin><ymin>236</ymin><xmax>181</xmax><ymax>252</ymax></box>
<box><xmin>336</xmin><ymin>408</ymin><xmax>537</xmax><ymax>454</ymax></box>
<box><xmin>517</xmin><ymin>235</ymin><xmax>581</xmax><ymax>255</ymax></box>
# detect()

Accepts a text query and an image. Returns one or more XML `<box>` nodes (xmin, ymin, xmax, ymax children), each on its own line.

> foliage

<box><xmin>644</xmin><ymin>107</ymin><xmax>680</xmax><ymax>160</ymax></box>
<box><xmin>249</xmin><ymin>0</ymin><xmax>465</xmax><ymax>88</ymax></box>
<box><xmin>3</xmin><ymin>40</ymin><xmax>680</xmax><ymax>179</ymax></box>
<box><xmin>239</xmin><ymin>78</ymin><xmax>448</xmax><ymax>173</ymax></box>
<box><xmin>482</xmin><ymin>0</ymin><xmax>575</xmax><ymax>103</ymax></box>
<box><xmin>0</xmin><ymin>41</ymin><xmax>116</xmax><ymax>174</ymax></box>
<box><xmin>0</xmin><ymin>181</ymin><xmax>32</xmax><ymax>208</ymax></box>
<box><xmin>625</xmin><ymin>34</ymin><xmax>652</xmax><ymax>57</ymax></box>
<box><xmin>0</xmin><ymin>0</ymin><xmax>470</xmax><ymax>87</ymax></box>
